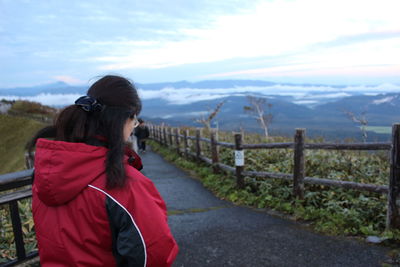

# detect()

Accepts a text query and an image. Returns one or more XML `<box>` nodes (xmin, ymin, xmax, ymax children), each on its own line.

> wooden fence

<box><xmin>0</xmin><ymin>169</ymin><xmax>37</xmax><ymax>266</ymax></box>
<box><xmin>149</xmin><ymin>124</ymin><xmax>400</xmax><ymax>230</ymax></box>
<box><xmin>0</xmin><ymin>124</ymin><xmax>399</xmax><ymax>265</ymax></box>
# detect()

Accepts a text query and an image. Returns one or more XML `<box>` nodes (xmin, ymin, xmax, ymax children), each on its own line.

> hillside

<box><xmin>0</xmin><ymin>112</ymin><xmax>48</xmax><ymax>175</ymax></box>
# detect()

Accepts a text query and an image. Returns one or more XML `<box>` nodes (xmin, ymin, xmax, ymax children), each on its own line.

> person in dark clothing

<box><xmin>135</xmin><ymin>118</ymin><xmax>150</xmax><ymax>152</ymax></box>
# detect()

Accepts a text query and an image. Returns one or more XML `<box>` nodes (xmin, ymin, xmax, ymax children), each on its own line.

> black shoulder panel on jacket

<box><xmin>106</xmin><ymin>196</ymin><xmax>146</xmax><ymax>267</ymax></box>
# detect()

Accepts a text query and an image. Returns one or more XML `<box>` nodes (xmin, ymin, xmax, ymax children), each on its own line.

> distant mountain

<box><xmin>142</xmin><ymin>92</ymin><xmax>400</xmax><ymax>140</ymax></box>
<box><xmin>0</xmin><ymin>82</ymin><xmax>86</xmax><ymax>96</ymax></box>
<box><xmin>141</xmin><ymin>92</ymin><xmax>400</xmax><ymax>140</ymax></box>
<box><xmin>1</xmin><ymin>79</ymin><xmax>400</xmax><ymax>141</ymax></box>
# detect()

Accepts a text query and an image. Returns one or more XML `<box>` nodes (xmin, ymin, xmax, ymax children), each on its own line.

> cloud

<box><xmin>137</xmin><ymin>83</ymin><xmax>400</xmax><ymax>105</ymax></box>
<box><xmin>1</xmin><ymin>0</ymin><xmax>400</xmax><ymax>87</ymax></box>
<box><xmin>35</xmin><ymin>14</ymin><xmax>57</xmax><ymax>23</ymax></box>
<box><xmin>138</xmin><ymin>87</ymin><xmax>231</xmax><ymax>104</ymax></box>
<box><xmin>0</xmin><ymin>93</ymin><xmax>81</xmax><ymax>106</ymax></box>
<box><xmin>156</xmin><ymin>111</ymin><xmax>208</xmax><ymax>119</ymax></box>
<box><xmin>292</xmin><ymin>100</ymin><xmax>318</xmax><ymax>105</ymax></box>
<box><xmin>2</xmin><ymin>82</ymin><xmax>400</xmax><ymax>107</ymax></box>
<box><xmin>202</xmin><ymin>34</ymin><xmax>400</xmax><ymax>79</ymax></box>
<box><xmin>91</xmin><ymin>0</ymin><xmax>400</xmax><ymax>73</ymax></box>
<box><xmin>53</xmin><ymin>75</ymin><xmax>84</xmax><ymax>85</ymax></box>
<box><xmin>79</xmin><ymin>40</ymin><xmax>159</xmax><ymax>47</ymax></box>
<box><xmin>373</xmin><ymin>96</ymin><xmax>395</xmax><ymax>105</ymax></box>
<box><xmin>305</xmin><ymin>93</ymin><xmax>352</xmax><ymax>99</ymax></box>
<box><xmin>205</xmin><ymin>64</ymin><xmax>400</xmax><ymax>80</ymax></box>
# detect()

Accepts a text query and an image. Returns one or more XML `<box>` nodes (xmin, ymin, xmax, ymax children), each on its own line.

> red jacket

<box><xmin>32</xmin><ymin>139</ymin><xmax>178</xmax><ymax>266</ymax></box>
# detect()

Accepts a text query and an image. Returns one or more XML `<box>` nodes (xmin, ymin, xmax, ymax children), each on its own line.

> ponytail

<box><xmin>27</xmin><ymin>75</ymin><xmax>141</xmax><ymax>189</ymax></box>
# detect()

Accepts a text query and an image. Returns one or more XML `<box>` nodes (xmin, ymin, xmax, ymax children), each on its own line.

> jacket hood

<box><xmin>33</xmin><ymin>139</ymin><xmax>108</xmax><ymax>206</ymax></box>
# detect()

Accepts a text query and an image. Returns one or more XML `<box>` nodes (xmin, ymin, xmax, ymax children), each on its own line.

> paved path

<box><xmin>140</xmin><ymin>147</ymin><xmax>391</xmax><ymax>267</ymax></box>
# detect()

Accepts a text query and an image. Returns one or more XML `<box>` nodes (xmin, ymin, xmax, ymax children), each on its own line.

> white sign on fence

<box><xmin>235</xmin><ymin>150</ymin><xmax>244</xmax><ymax>166</ymax></box>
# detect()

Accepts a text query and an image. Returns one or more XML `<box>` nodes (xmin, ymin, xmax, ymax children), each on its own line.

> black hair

<box><xmin>27</xmin><ymin>75</ymin><xmax>142</xmax><ymax>188</ymax></box>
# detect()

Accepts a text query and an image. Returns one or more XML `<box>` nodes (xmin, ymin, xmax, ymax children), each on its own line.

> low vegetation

<box><xmin>7</xmin><ymin>100</ymin><xmax>56</xmax><ymax>122</ymax></box>
<box><xmin>149</xmin><ymin>131</ymin><xmax>400</xmax><ymax>244</ymax></box>
<box><xmin>0</xmin><ymin>114</ymin><xmax>46</xmax><ymax>174</ymax></box>
<box><xmin>1</xmin><ymin>198</ymin><xmax>36</xmax><ymax>263</ymax></box>
<box><xmin>0</xmin><ymin>100</ymin><xmax>54</xmax><ymax>262</ymax></box>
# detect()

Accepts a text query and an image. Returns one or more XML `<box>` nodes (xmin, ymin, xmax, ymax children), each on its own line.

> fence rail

<box><xmin>305</xmin><ymin>143</ymin><xmax>392</xmax><ymax>150</ymax></box>
<box><xmin>0</xmin><ymin>169</ymin><xmax>33</xmax><ymax>192</ymax></box>
<box><xmin>0</xmin><ymin>169</ymin><xmax>37</xmax><ymax>266</ymax></box>
<box><xmin>149</xmin><ymin>124</ymin><xmax>400</xmax><ymax>230</ymax></box>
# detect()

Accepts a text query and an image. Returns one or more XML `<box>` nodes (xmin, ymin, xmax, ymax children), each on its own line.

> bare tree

<box><xmin>195</xmin><ymin>101</ymin><xmax>225</xmax><ymax>132</ymax></box>
<box><xmin>244</xmin><ymin>96</ymin><xmax>273</xmax><ymax>139</ymax></box>
<box><xmin>343</xmin><ymin>110</ymin><xmax>368</xmax><ymax>142</ymax></box>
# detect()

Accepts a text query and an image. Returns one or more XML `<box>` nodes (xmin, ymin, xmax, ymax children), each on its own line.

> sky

<box><xmin>1</xmin><ymin>0</ymin><xmax>399</xmax><ymax>88</ymax></box>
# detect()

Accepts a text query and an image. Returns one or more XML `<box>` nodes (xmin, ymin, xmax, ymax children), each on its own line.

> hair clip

<box><xmin>75</xmin><ymin>96</ymin><xmax>103</xmax><ymax>112</ymax></box>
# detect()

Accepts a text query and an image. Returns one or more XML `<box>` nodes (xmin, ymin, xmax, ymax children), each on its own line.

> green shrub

<box><xmin>149</xmin><ymin>133</ymin><xmax>398</xmax><ymax>242</ymax></box>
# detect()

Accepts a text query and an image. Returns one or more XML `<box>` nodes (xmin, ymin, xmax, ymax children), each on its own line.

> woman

<box><xmin>29</xmin><ymin>75</ymin><xmax>178</xmax><ymax>266</ymax></box>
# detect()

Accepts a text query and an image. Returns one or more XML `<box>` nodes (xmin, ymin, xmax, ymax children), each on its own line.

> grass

<box><xmin>0</xmin><ymin>114</ymin><xmax>45</xmax><ymax>174</ymax></box>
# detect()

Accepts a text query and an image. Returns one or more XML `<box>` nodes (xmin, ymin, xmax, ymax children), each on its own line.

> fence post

<box><xmin>196</xmin><ymin>128</ymin><xmax>201</xmax><ymax>161</ymax></box>
<box><xmin>183</xmin><ymin>129</ymin><xmax>189</xmax><ymax>159</ymax></box>
<box><xmin>175</xmin><ymin>128</ymin><xmax>180</xmax><ymax>154</ymax></box>
<box><xmin>164</xmin><ymin>127</ymin><xmax>168</xmax><ymax>145</ymax></box>
<box><xmin>293</xmin><ymin>128</ymin><xmax>305</xmax><ymax>199</ymax></box>
<box><xmin>148</xmin><ymin>125</ymin><xmax>152</xmax><ymax>139</ymax></box>
<box><xmin>9</xmin><ymin>201</ymin><xmax>26</xmax><ymax>260</ymax></box>
<box><xmin>169</xmin><ymin>127</ymin><xmax>173</xmax><ymax>147</ymax></box>
<box><xmin>387</xmin><ymin>123</ymin><xmax>400</xmax><ymax>229</ymax></box>
<box><xmin>25</xmin><ymin>152</ymin><xmax>34</xmax><ymax>169</ymax></box>
<box><xmin>210</xmin><ymin>130</ymin><xmax>219</xmax><ymax>173</ymax></box>
<box><xmin>163</xmin><ymin>127</ymin><xmax>167</xmax><ymax>147</ymax></box>
<box><xmin>234</xmin><ymin>133</ymin><xmax>244</xmax><ymax>188</ymax></box>
<box><xmin>159</xmin><ymin>126</ymin><xmax>163</xmax><ymax>144</ymax></box>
